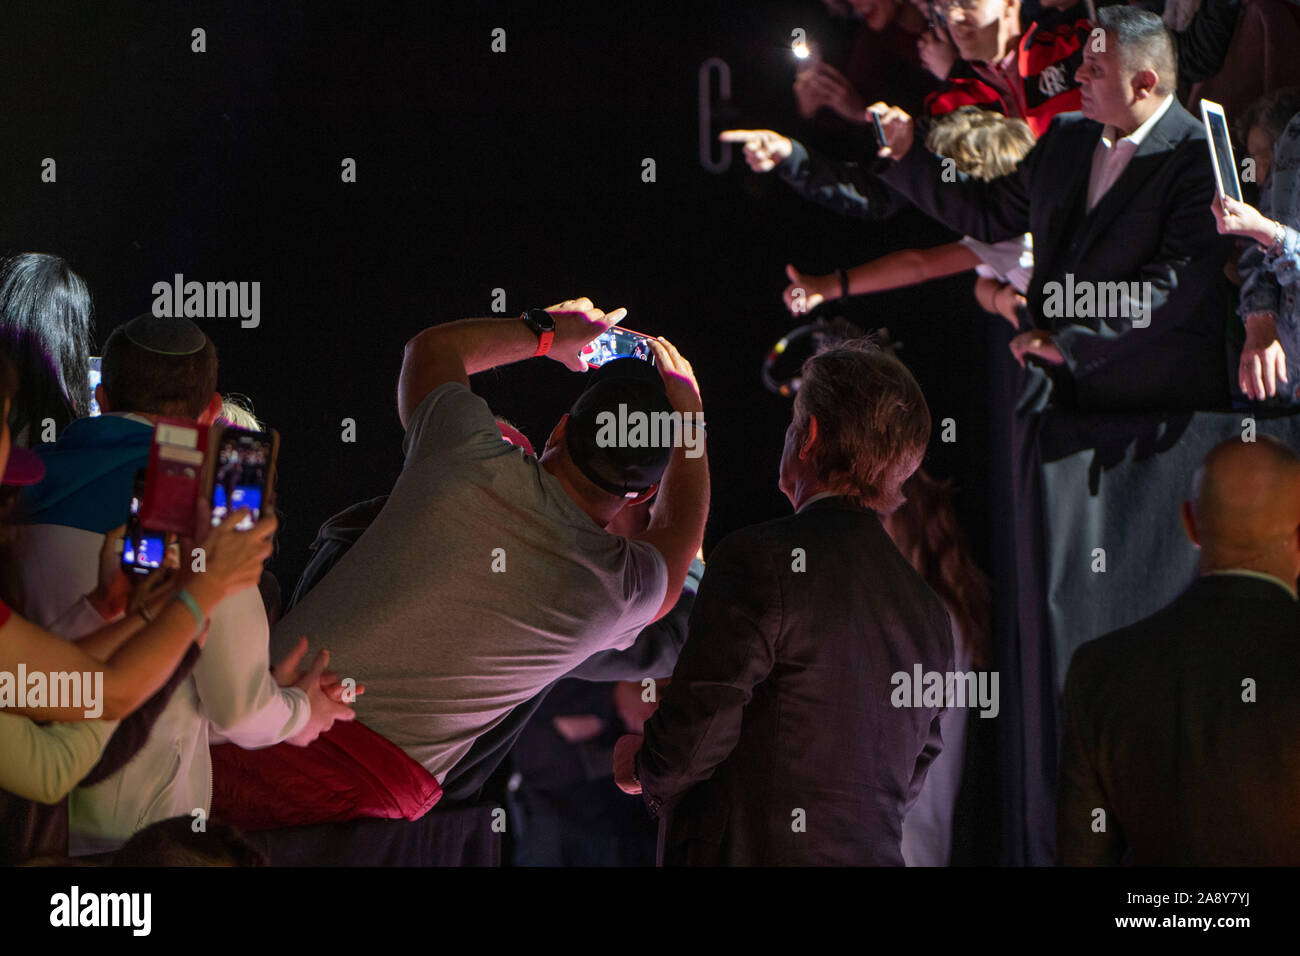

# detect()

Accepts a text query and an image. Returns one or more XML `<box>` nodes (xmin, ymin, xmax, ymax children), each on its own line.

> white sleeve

<box><xmin>958</xmin><ymin>233</ymin><xmax>1033</xmax><ymax>293</ymax></box>
<box><xmin>192</xmin><ymin>588</ymin><xmax>310</xmax><ymax>747</ymax></box>
<box><xmin>46</xmin><ymin>594</ymin><xmax>118</xmax><ymax>642</ymax></box>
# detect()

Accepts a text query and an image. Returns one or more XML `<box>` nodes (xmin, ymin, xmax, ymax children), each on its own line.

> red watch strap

<box><xmin>533</xmin><ymin>329</ymin><xmax>554</xmax><ymax>357</ymax></box>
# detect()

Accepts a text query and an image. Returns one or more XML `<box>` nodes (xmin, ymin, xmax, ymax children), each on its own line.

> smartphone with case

<box><xmin>139</xmin><ymin>418</ymin><xmax>208</xmax><ymax>536</ymax></box>
<box><xmin>203</xmin><ymin>425</ymin><xmax>279</xmax><ymax>531</ymax></box>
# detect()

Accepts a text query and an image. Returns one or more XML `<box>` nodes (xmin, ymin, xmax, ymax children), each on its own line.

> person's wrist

<box><xmin>1245</xmin><ymin>311</ymin><xmax>1279</xmax><ymax>339</ymax></box>
<box><xmin>86</xmin><ymin>584</ymin><xmax>123</xmax><ymax>620</ymax></box>
<box><xmin>521</xmin><ymin>308</ymin><xmax>556</xmax><ymax>357</ymax></box>
<box><xmin>184</xmin><ymin>574</ymin><xmax>226</xmax><ymax>617</ymax></box>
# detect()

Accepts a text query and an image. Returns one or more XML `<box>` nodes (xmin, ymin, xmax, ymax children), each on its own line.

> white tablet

<box><xmin>1200</xmin><ymin>99</ymin><xmax>1242</xmax><ymax>202</ymax></box>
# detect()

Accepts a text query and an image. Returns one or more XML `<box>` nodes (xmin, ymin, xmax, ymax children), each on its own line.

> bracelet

<box><xmin>174</xmin><ymin>588</ymin><xmax>207</xmax><ymax>637</ymax></box>
<box><xmin>838</xmin><ymin>268</ymin><xmax>850</xmax><ymax>301</ymax></box>
<box><xmin>1271</xmin><ymin>220</ymin><xmax>1287</xmax><ymax>253</ymax></box>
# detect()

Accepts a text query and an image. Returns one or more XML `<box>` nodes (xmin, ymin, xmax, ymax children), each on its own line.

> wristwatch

<box><xmin>521</xmin><ymin>308</ymin><xmax>556</xmax><ymax>357</ymax></box>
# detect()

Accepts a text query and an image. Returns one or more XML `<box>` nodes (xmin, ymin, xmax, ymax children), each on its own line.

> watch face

<box><xmin>525</xmin><ymin>308</ymin><xmax>555</xmax><ymax>333</ymax></box>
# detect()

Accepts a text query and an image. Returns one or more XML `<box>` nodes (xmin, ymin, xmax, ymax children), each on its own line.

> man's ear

<box><xmin>543</xmin><ymin>414</ymin><xmax>568</xmax><ymax>454</ymax></box>
<box><xmin>1180</xmin><ymin>501</ymin><xmax>1200</xmax><ymax>547</ymax></box>
<box><xmin>198</xmin><ymin>393</ymin><xmax>223</xmax><ymax>426</ymax></box>
<box><xmin>94</xmin><ymin>384</ymin><xmax>109</xmax><ymax>414</ymax></box>
<box><xmin>1133</xmin><ymin>68</ymin><xmax>1159</xmax><ymax>99</ymax></box>
<box><xmin>799</xmin><ymin>415</ymin><xmax>820</xmax><ymax>460</ymax></box>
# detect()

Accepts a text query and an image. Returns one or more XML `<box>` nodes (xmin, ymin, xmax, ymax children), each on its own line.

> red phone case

<box><xmin>139</xmin><ymin>418</ymin><xmax>208</xmax><ymax>536</ymax></box>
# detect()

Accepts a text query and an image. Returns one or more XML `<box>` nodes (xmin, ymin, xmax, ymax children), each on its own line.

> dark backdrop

<box><xmin>0</xmin><ymin>0</ymin><xmax>1005</xmax><ymax>862</ymax></box>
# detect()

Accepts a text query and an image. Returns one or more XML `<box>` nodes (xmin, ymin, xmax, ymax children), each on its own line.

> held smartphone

<box><xmin>870</xmin><ymin>109</ymin><xmax>888</xmax><ymax>151</ymax></box>
<box><xmin>207</xmin><ymin>426</ymin><xmax>279</xmax><ymax>531</ymax></box>
<box><xmin>581</xmin><ymin>327</ymin><xmax>657</xmax><ymax>368</ymax></box>
<box><xmin>1201</xmin><ymin>100</ymin><xmax>1243</xmax><ymax>203</ymax></box>
<box><xmin>122</xmin><ymin>470</ymin><xmax>168</xmax><ymax>576</ymax></box>
<box><xmin>140</xmin><ymin>418</ymin><xmax>209</xmax><ymax>537</ymax></box>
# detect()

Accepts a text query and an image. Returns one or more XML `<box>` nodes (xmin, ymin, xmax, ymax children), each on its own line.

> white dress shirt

<box><xmin>1086</xmin><ymin>94</ymin><xmax>1175</xmax><ymax>212</ymax></box>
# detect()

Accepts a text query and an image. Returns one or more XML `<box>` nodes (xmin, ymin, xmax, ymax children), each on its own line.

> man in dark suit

<box><xmin>871</xmin><ymin>5</ymin><xmax>1233</xmax><ymax>412</ymax></box>
<box><xmin>1057</xmin><ymin>436</ymin><xmax>1300</xmax><ymax>865</ymax></box>
<box><xmin>613</xmin><ymin>341</ymin><xmax>955</xmax><ymax>865</ymax></box>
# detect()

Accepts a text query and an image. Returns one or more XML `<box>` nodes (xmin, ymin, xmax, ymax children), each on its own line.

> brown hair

<box><xmin>925</xmin><ymin>106</ymin><xmax>1036</xmax><ymax>181</ymax></box>
<box><xmin>101</xmin><ymin>323</ymin><xmax>217</xmax><ymax>419</ymax></box>
<box><xmin>1236</xmin><ymin>87</ymin><xmax>1300</xmax><ymax>151</ymax></box>
<box><xmin>882</xmin><ymin>468</ymin><xmax>991</xmax><ymax>667</ymax></box>
<box><xmin>793</xmin><ymin>338</ymin><xmax>930</xmax><ymax>513</ymax></box>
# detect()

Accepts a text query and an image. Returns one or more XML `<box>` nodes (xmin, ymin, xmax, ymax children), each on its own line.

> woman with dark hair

<box><xmin>881</xmin><ymin>467</ymin><xmax>991</xmax><ymax>865</ymax></box>
<box><xmin>0</xmin><ymin>253</ymin><xmax>95</xmax><ymax>446</ymax></box>
<box><xmin>0</xmin><ymin>352</ymin><xmax>278</xmax><ymax>863</ymax></box>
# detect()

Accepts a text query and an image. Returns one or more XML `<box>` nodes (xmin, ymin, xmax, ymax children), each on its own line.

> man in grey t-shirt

<box><xmin>272</xmin><ymin>297</ymin><xmax>710</xmax><ymax>783</ymax></box>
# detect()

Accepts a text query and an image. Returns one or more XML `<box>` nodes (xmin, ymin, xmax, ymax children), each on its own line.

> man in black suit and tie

<box><xmin>612</xmin><ymin>341</ymin><xmax>956</xmax><ymax>865</ymax></box>
<box><xmin>871</xmin><ymin>5</ymin><xmax>1233</xmax><ymax>412</ymax></box>
<box><xmin>1057</xmin><ymin>435</ymin><xmax>1300</xmax><ymax>865</ymax></box>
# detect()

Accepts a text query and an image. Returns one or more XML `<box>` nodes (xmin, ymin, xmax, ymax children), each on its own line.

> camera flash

<box><xmin>792</xmin><ymin>42</ymin><xmax>810</xmax><ymax>59</ymax></box>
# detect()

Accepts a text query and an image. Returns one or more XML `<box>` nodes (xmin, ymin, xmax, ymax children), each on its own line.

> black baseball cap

<box><xmin>565</xmin><ymin>357</ymin><xmax>674</xmax><ymax>497</ymax></box>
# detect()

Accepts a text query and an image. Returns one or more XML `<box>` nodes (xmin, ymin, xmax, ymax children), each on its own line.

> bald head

<box><xmin>1183</xmin><ymin>437</ymin><xmax>1300</xmax><ymax>581</ymax></box>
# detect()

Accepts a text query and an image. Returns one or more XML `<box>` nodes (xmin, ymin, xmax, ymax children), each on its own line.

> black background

<box><xmin>0</xmin><ymin>0</ymin><xmax>1007</xmax><ymax>598</ymax></box>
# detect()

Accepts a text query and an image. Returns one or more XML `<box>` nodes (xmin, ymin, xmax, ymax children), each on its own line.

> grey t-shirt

<box><xmin>271</xmin><ymin>382</ymin><xmax>669</xmax><ymax>781</ymax></box>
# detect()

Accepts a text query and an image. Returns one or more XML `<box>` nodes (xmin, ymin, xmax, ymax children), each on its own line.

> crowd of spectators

<box><xmin>2</xmin><ymin>0</ymin><xmax>1299</xmax><ymax>867</ymax></box>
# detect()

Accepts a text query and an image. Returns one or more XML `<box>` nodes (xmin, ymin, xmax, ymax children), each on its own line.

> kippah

<box><xmin>122</xmin><ymin>313</ymin><xmax>207</xmax><ymax>355</ymax></box>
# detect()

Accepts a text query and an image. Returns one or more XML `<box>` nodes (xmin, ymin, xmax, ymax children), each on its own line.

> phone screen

<box><xmin>88</xmin><ymin>357</ymin><xmax>102</xmax><ymax>417</ymax></box>
<box><xmin>1203</xmin><ymin>104</ymin><xmax>1242</xmax><ymax>202</ymax></box>
<box><xmin>580</xmin><ymin>328</ymin><xmax>656</xmax><ymax>368</ymax></box>
<box><xmin>211</xmin><ymin>429</ymin><xmax>272</xmax><ymax>530</ymax></box>
<box><xmin>122</xmin><ymin>470</ymin><xmax>167</xmax><ymax>575</ymax></box>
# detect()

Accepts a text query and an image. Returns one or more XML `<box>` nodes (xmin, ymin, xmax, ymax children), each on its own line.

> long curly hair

<box><xmin>882</xmin><ymin>467</ymin><xmax>991</xmax><ymax>668</ymax></box>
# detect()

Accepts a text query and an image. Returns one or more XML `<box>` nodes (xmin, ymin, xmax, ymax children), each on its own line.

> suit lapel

<box><xmin>1031</xmin><ymin>123</ymin><xmax>1096</xmax><ymax>308</ymax></box>
<box><xmin>1068</xmin><ymin>104</ymin><xmax>1189</xmax><ymax>263</ymax></box>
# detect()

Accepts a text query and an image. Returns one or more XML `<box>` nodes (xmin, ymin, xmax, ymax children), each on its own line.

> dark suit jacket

<box><xmin>880</xmin><ymin>101</ymin><xmax>1234</xmax><ymax>413</ymax></box>
<box><xmin>1057</xmin><ymin>573</ymin><xmax>1300</xmax><ymax>865</ymax></box>
<box><xmin>636</xmin><ymin>496</ymin><xmax>955</xmax><ymax>866</ymax></box>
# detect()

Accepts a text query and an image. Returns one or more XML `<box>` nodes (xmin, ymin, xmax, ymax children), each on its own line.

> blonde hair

<box><xmin>218</xmin><ymin>393</ymin><xmax>262</xmax><ymax>431</ymax></box>
<box><xmin>925</xmin><ymin>106</ymin><xmax>1035</xmax><ymax>181</ymax></box>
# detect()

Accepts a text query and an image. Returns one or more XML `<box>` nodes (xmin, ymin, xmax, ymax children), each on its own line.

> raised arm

<box><xmin>396</xmin><ymin>298</ymin><xmax>625</xmax><ymax>429</ymax></box>
<box><xmin>719</xmin><ymin>129</ymin><xmax>909</xmax><ymax>220</ymax></box>
<box><xmin>632</xmin><ymin>339</ymin><xmax>710</xmax><ymax>623</ymax></box>
<box><xmin>783</xmin><ymin>242</ymin><xmax>983</xmax><ymax>313</ymax></box>
<box><xmin>873</xmin><ymin>103</ymin><xmax>1035</xmax><ymax>244</ymax></box>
